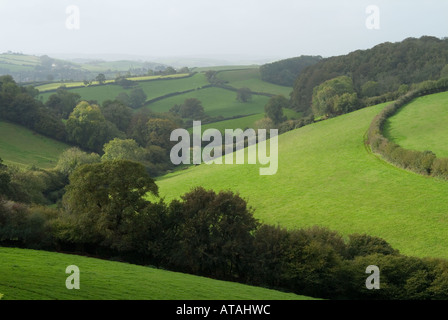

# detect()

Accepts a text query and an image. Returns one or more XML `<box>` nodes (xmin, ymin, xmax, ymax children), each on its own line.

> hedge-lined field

<box><xmin>384</xmin><ymin>91</ymin><xmax>448</xmax><ymax>158</ymax></box>
<box><xmin>156</xmin><ymin>101</ymin><xmax>448</xmax><ymax>260</ymax></box>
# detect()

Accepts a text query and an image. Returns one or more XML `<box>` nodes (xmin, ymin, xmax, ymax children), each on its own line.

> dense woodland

<box><xmin>259</xmin><ymin>55</ymin><xmax>322</xmax><ymax>87</ymax></box>
<box><xmin>291</xmin><ymin>36</ymin><xmax>448</xmax><ymax>116</ymax></box>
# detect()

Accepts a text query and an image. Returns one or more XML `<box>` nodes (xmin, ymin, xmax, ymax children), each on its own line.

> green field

<box><xmin>155</xmin><ymin>100</ymin><xmax>448</xmax><ymax>260</ymax></box>
<box><xmin>0</xmin><ymin>247</ymin><xmax>315</xmax><ymax>300</ymax></box>
<box><xmin>37</xmin><ymin>73</ymin><xmax>197</xmax><ymax>103</ymax></box>
<box><xmin>189</xmin><ymin>109</ymin><xmax>302</xmax><ymax>133</ymax></box>
<box><xmin>147</xmin><ymin>87</ymin><xmax>270</xmax><ymax>118</ymax></box>
<box><xmin>217</xmin><ymin>68</ymin><xmax>293</xmax><ymax>97</ymax></box>
<box><xmin>383</xmin><ymin>91</ymin><xmax>448</xmax><ymax>158</ymax></box>
<box><xmin>0</xmin><ymin>54</ymin><xmax>40</xmax><ymax>72</ymax></box>
<box><xmin>0</xmin><ymin>121</ymin><xmax>70</xmax><ymax>168</ymax></box>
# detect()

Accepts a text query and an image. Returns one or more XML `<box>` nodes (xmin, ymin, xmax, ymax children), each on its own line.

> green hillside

<box><xmin>147</xmin><ymin>87</ymin><xmax>270</xmax><ymax>118</ymax></box>
<box><xmin>0</xmin><ymin>247</ymin><xmax>315</xmax><ymax>300</ymax></box>
<box><xmin>155</xmin><ymin>100</ymin><xmax>448</xmax><ymax>260</ymax></box>
<box><xmin>383</xmin><ymin>91</ymin><xmax>448</xmax><ymax>158</ymax></box>
<box><xmin>216</xmin><ymin>68</ymin><xmax>292</xmax><ymax>97</ymax></box>
<box><xmin>0</xmin><ymin>121</ymin><xmax>70</xmax><ymax>168</ymax></box>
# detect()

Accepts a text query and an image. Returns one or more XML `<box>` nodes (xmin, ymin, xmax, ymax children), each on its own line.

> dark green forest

<box><xmin>291</xmin><ymin>36</ymin><xmax>448</xmax><ymax>115</ymax></box>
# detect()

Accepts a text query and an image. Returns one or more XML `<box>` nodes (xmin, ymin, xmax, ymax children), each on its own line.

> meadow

<box><xmin>383</xmin><ymin>91</ymin><xmax>448</xmax><ymax>158</ymax></box>
<box><xmin>217</xmin><ymin>68</ymin><xmax>293</xmax><ymax>97</ymax></box>
<box><xmin>0</xmin><ymin>121</ymin><xmax>70</xmax><ymax>168</ymax></box>
<box><xmin>147</xmin><ymin>87</ymin><xmax>270</xmax><ymax>118</ymax></box>
<box><xmin>155</xmin><ymin>100</ymin><xmax>448</xmax><ymax>260</ymax></box>
<box><xmin>37</xmin><ymin>73</ymin><xmax>194</xmax><ymax>102</ymax></box>
<box><xmin>0</xmin><ymin>247</ymin><xmax>315</xmax><ymax>300</ymax></box>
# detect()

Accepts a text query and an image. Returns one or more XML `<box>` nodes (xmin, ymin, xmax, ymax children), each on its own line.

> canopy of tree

<box><xmin>260</xmin><ymin>55</ymin><xmax>322</xmax><ymax>87</ymax></box>
<box><xmin>291</xmin><ymin>36</ymin><xmax>448</xmax><ymax>114</ymax></box>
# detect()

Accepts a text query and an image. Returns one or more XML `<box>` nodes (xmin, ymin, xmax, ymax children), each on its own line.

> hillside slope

<box><xmin>0</xmin><ymin>121</ymin><xmax>70</xmax><ymax>168</ymax></box>
<box><xmin>156</xmin><ymin>100</ymin><xmax>448</xmax><ymax>260</ymax></box>
<box><xmin>0</xmin><ymin>247</ymin><xmax>314</xmax><ymax>300</ymax></box>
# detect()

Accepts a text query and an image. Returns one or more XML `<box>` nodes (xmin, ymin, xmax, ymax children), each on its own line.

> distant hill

<box><xmin>291</xmin><ymin>36</ymin><xmax>448</xmax><ymax>114</ymax></box>
<box><xmin>0</xmin><ymin>52</ymin><xmax>168</xmax><ymax>83</ymax></box>
<box><xmin>260</xmin><ymin>55</ymin><xmax>322</xmax><ymax>87</ymax></box>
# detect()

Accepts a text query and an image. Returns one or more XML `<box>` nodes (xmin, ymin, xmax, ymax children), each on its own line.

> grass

<box><xmin>147</xmin><ymin>87</ymin><xmax>270</xmax><ymax>118</ymax></box>
<box><xmin>383</xmin><ymin>91</ymin><xmax>448</xmax><ymax>158</ymax></box>
<box><xmin>155</xmin><ymin>100</ymin><xmax>448</xmax><ymax>260</ymax></box>
<box><xmin>0</xmin><ymin>121</ymin><xmax>70</xmax><ymax>169</ymax></box>
<box><xmin>217</xmin><ymin>68</ymin><xmax>293</xmax><ymax>97</ymax></box>
<box><xmin>0</xmin><ymin>247</ymin><xmax>316</xmax><ymax>300</ymax></box>
<box><xmin>38</xmin><ymin>73</ymin><xmax>206</xmax><ymax>105</ymax></box>
<box><xmin>189</xmin><ymin>109</ymin><xmax>302</xmax><ymax>133</ymax></box>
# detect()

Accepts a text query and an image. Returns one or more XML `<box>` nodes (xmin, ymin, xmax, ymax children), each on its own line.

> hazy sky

<box><xmin>0</xmin><ymin>0</ymin><xmax>447</xmax><ymax>61</ymax></box>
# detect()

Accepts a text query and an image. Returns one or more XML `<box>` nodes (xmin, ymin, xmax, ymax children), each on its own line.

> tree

<box><xmin>265</xmin><ymin>95</ymin><xmax>288</xmax><ymax>124</ymax></box>
<box><xmin>101</xmin><ymin>138</ymin><xmax>146</xmax><ymax>163</ymax></box>
<box><xmin>236</xmin><ymin>87</ymin><xmax>252</xmax><ymax>103</ymax></box>
<box><xmin>55</xmin><ymin>147</ymin><xmax>101</xmax><ymax>177</ymax></box>
<box><xmin>146</xmin><ymin>118</ymin><xmax>179</xmax><ymax>150</ymax></box>
<box><xmin>311</xmin><ymin>76</ymin><xmax>357</xmax><ymax>118</ymax></box>
<box><xmin>62</xmin><ymin>160</ymin><xmax>159</xmax><ymax>248</ymax></box>
<box><xmin>179</xmin><ymin>98</ymin><xmax>205</xmax><ymax>119</ymax></box>
<box><xmin>96</xmin><ymin>73</ymin><xmax>106</xmax><ymax>85</ymax></box>
<box><xmin>129</xmin><ymin>88</ymin><xmax>147</xmax><ymax>109</ymax></box>
<box><xmin>166</xmin><ymin>187</ymin><xmax>259</xmax><ymax>279</ymax></box>
<box><xmin>66</xmin><ymin>101</ymin><xmax>123</xmax><ymax>152</ymax></box>
<box><xmin>101</xmin><ymin>100</ymin><xmax>133</xmax><ymax>132</ymax></box>
<box><xmin>45</xmin><ymin>88</ymin><xmax>81</xmax><ymax>119</ymax></box>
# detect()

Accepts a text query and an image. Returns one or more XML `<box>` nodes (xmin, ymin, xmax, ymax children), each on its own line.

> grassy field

<box><xmin>155</xmin><ymin>100</ymin><xmax>448</xmax><ymax>260</ymax></box>
<box><xmin>217</xmin><ymin>68</ymin><xmax>293</xmax><ymax>97</ymax></box>
<box><xmin>383</xmin><ymin>91</ymin><xmax>448</xmax><ymax>158</ymax></box>
<box><xmin>147</xmin><ymin>87</ymin><xmax>270</xmax><ymax>118</ymax></box>
<box><xmin>189</xmin><ymin>109</ymin><xmax>302</xmax><ymax>133</ymax></box>
<box><xmin>0</xmin><ymin>247</ymin><xmax>315</xmax><ymax>300</ymax></box>
<box><xmin>37</xmin><ymin>73</ymin><xmax>195</xmax><ymax>101</ymax></box>
<box><xmin>0</xmin><ymin>54</ymin><xmax>40</xmax><ymax>72</ymax></box>
<box><xmin>0</xmin><ymin>121</ymin><xmax>70</xmax><ymax>169</ymax></box>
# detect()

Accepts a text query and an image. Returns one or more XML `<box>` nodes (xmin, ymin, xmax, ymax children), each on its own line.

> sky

<box><xmin>0</xmin><ymin>0</ymin><xmax>447</xmax><ymax>63</ymax></box>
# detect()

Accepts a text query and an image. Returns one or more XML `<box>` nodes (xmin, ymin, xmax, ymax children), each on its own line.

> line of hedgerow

<box><xmin>367</xmin><ymin>77</ymin><xmax>448</xmax><ymax>178</ymax></box>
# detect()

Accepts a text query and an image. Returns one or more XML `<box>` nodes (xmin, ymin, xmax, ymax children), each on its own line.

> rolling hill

<box><xmin>155</xmin><ymin>98</ymin><xmax>448</xmax><ymax>260</ymax></box>
<box><xmin>0</xmin><ymin>121</ymin><xmax>70</xmax><ymax>168</ymax></box>
<box><xmin>383</xmin><ymin>91</ymin><xmax>448</xmax><ymax>158</ymax></box>
<box><xmin>0</xmin><ymin>247</ymin><xmax>315</xmax><ymax>300</ymax></box>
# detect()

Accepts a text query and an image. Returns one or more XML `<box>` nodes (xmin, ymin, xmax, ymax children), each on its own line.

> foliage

<box><xmin>61</xmin><ymin>160</ymin><xmax>158</xmax><ymax>249</ymax></box>
<box><xmin>236</xmin><ymin>87</ymin><xmax>252</xmax><ymax>103</ymax></box>
<box><xmin>311</xmin><ymin>76</ymin><xmax>359</xmax><ymax>118</ymax></box>
<box><xmin>66</xmin><ymin>101</ymin><xmax>123</xmax><ymax>153</ymax></box>
<box><xmin>260</xmin><ymin>55</ymin><xmax>322</xmax><ymax>86</ymax></box>
<box><xmin>264</xmin><ymin>95</ymin><xmax>288</xmax><ymax>124</ymax></box>
<box><xmin>292</xmin><ymin>36</ymin><xmax>448</xmax><ymax>114</ymax></box>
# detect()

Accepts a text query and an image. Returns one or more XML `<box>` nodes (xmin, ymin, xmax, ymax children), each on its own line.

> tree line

<box><xmin>291</xmin><ymin>36</ymin><xmax>448</xmax><ymax>117</ymax></box>
<box><xmin>1</xmin><ymin>159</ymin><xmax>448</xmax><ymax>300</ymax></box>
<box><xmin>367</xmin><ymin>77</ymin><xmax>448</xmax><ymax>179</ymax></box>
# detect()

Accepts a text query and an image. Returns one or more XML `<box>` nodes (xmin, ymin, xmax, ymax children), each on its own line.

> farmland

<box><xmin>155</xmin><ymin>100</ymin><xmax>448</xmax><ymax>260</ymax></box>
<box><xmin>383</xmin><ymin>91</ymin><xmax>448</xmax><ymax>158</ymax></box>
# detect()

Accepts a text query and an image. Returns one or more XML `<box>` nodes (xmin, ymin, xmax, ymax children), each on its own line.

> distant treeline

<box><xmin>291</xmin><ymin>36</ymin><xmax>448</xmax><ymax>115</ymax></box>
<box><xmin>367</xmin><ymin>77</ymin><xmax>448</xmax><ymax>179</ymax></box>
<box><xmin>260</xmin><ymin>55</ymin><xmax>322</xmax><ymax>87</ymax></box>
<box><xmin>1</xmin><ymin>159</ymin><xmax>448</xmax><ymax>300</ymax></box>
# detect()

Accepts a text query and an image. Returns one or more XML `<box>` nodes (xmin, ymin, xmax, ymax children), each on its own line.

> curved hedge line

<box><xmin>367</xmin><ymin>77</ymin><xmax>448</xmax><ymax>178</ymax></box>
